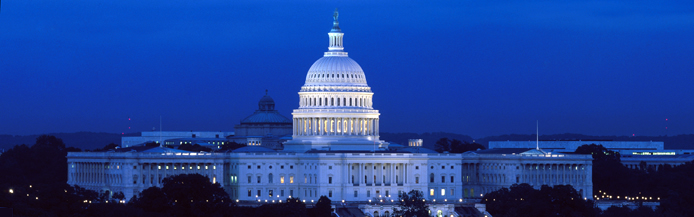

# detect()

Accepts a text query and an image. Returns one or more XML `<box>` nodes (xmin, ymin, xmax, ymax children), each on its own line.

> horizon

<box><xmin>2</xmin><ymin>1</ymin><xmax>693</xmax><ymax>138</ymax></box>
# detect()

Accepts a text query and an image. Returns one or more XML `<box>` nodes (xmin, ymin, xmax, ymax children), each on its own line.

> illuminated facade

<box><xmin>66</xmin><ymin>11</ymin><xmax>594</xmax><ymax>216</ymax></box>
<box><xmin>283</xmin><ymin>11</ymin><xmax>386</xmax><ymax>152</ymax></box>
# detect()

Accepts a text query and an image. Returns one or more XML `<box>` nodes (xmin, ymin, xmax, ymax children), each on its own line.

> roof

<box><xmin>520</xmin><ymin>149</ymin><xmax>549</xmax><ymax>155</ymax></box>
<box><xmin>240</xmin><ymin>110</ymin><xmax>292</xmax><ymax>124</ymax></box>
<box><xmin>401</xmin><ymin>147</ymin><xmax>439</xmax><ymax>153</ymax></box>
<box><xmin>112</xmin><ymin>146</ymin><xmax>191</xmax><ymax>153</ymax></box>
<box><xmin>470</xmin><ymin>148</ymin><xmax>533</xmax><ymax>154</ymax></box>
<box><xmin>231</xmin><ymin>146</ymin><xmax>276</xmax><ymax>153</ymax></box>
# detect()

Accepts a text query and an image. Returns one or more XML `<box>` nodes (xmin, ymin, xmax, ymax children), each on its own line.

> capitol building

<box><xmin>67</xmin><ymin>11</ymin><xmax>593</xmax><ymax>216</ymax></box>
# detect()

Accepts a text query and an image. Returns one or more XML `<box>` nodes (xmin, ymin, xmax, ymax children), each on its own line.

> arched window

<box><xmin>268</xmin><ymin>173</ymin><xmax>273</xmax><ymax>183</ymax></box>
<box><xmin>430</xmin><ymin>173</ymin><xmax>435</xmax><ymax>183</ymax></box>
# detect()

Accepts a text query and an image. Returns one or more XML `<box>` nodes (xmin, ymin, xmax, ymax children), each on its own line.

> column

<box><xmin>312</xmin><ymin>118</ymin><xmax>317</xmax><ymax>135</ymax></box>
<box><xmin>359</xmin><ymin>163</ymin><xmax>366</xmax><ymax>184</ymax></box>
<box><xmin>348</xmin><ymin>163</ymin><xmax>352</xmax><ymax>184</ymax></box>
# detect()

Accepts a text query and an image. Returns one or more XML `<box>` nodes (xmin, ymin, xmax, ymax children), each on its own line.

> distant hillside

<box><xmin>476</xmin><ymin>133</ymin><xmax>694</xmax><ymax>150</ymax></box>
<box><xmin>2</xmin><ymin>132</ymin><xmax>693</xmax><ymax>152</ymax></box>
<box><xmin>380</xmin><ymin>132</ymin><xmax>474</xmax><ymax>150</ymax></box>
<box><xmin>0</xmin><ymin>132</ymin><xmax>139</xmax><ymax>151</ymax></box>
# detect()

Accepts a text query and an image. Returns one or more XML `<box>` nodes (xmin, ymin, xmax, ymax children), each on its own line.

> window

<box><xmin>248</xmin><ymin>190</ymin><xmax>252</xmax><ymax>197</ymax></box>
<box><xmin>290</xmin><ymin>176</ymin><xmax>294</xmax><ymax>183</ymax></box>
<box><xmin>416</xmin><ymin>177</ymin><xmax>420</xmax><ymax>184</ymax></box>
<box><xmin>431</xmin><ymin>166</ymin><xmax>434</xmax><ymax>169</ymax></box>
<box><xmin>290</xmin><ymin>165</ymin><xmax>293</xmax><ymax>169</ymax></box>
<box><xmin>290</xmin><ymin>190</ymin><xmax>293</xmax><ymax>197</ymax></box>
<box><xmin>248</xmin><ymin>176</ymin><xmax>252</xmax><ymax>183</ymax></box>
<box><xmin>269</xmin><ymin>166</ymin><xmax>272</xmax><ymax>169</ymax></box>
<box><xmin>441</xmin><ymin>176</ymin><xmax>445</xmax><ymax>183</ymax></box>
<box><xmin>257</xmin><ymin>190</ymin><xmax>261</xmax><ymax>197</ymax></box>
<box><xmin>281</xmin><ymin>166</ymin><xmax>284</xmax><ymax>169</ymax></box>
<box><xmin>354</xmin><ymin>190</ymin><xmax>358</xmax><ymax>197</ymax></box>
<box><xmin>329</xmin><ymin>166</ymin><xmax>332</xmax><ymax>169</ymax></box>
<box><xmin>281</xmin><ymin>190</ymin><xmax>284</xmax><ymax>197</ymax></box>
<box><xmin>442</xmin><ymin>166</ymin><xmax>445</xmax><ymax>169</ymax></box>
<box><xmin>269</xmin><ymin>190</ymin><xmax>273</xmax><ymax>197</ymax></box>
<box><xmin>415</xmin><ymin>166</ymin><xmax>419</xmax><ymax>170</ymax></box>
<box><xmin>441</xmin><ymin>189</ymin><xmax>446</xmax><ymax>196</ymax></box>
<box><xmin>367</xmin><ymin>190</ymin><xmax>371</xmax><ymax>197</ymax></box>
<box><xmin>329</xmin><ymin>177</ymin><xmax>333</xmax><ymax>184</ymax></box>
<box><xmin>386</xmin><ymin>190</ymin><xmax>389</xmax><ymax>197</ymax></box>
<box><xmin>257</xmin><ymin>165</ymin><xmax>261</xmax><ymax>169</ymax></box>
<box><xmin>451</xmin><ymin>176</ymin><xmax>454</xmax><ymax>183</ymax></box>
<box><xmin>430</xmin><ymin>189</ymin><xmax>434</xmax><ymax>196</ymax></box>
<box><xmin>268</xmin><ymin>174</ymin><xmax>273</xmax><ymax>183</ymax></box>
<box><xmin>451</xmin><ymin>189</ymin><xmax>455</xmax><ymax>196</ymax></box>
<box><xmin>257</xmin><ymin>176</ymin><xmax>261</xmax><ymax>183</ymax></box>
<box><xmin>329</xmin><ymin>190</ymin><xmax>333</xmax><ymax>197</ymax></box>
<box><xmin>430</xmin><ymin>173</ymin><xmax>435</xmax><ymax>183</ymax></box>
<box><xmin>451</xmin><ymin>166</ymin><xmax>454</xmax><ymax>169</ymax></box>
<box><xmin>304</xmin><ymin>175</ymin><xmax>307</xmax><ymax>183</ymax></box>
<box><xmin>281</xmin><ymin>176</ymin><xmax>285</xmax><ymax>184</ymax></box>
<box><xmin>248</xmin><ymin>165</ymin><xmax>251</xmax><ymax>169</ymax></box>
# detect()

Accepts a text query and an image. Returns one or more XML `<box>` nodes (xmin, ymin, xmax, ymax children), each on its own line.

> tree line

<box><xmin>482</xmin><ymin>144</ymin><xmax>694</xmax><ymax>217</ymax></box>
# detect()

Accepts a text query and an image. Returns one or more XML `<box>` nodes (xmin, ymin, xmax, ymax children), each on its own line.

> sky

<box><xmin>1</xmin><ymin>0</ymin><xmax>693</xmax><ymax>138</ymax></box>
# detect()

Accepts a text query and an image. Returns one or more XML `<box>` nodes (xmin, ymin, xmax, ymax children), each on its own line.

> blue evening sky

<box><xmin>1</xmin><ymin>0</ymin><xmax>693</xmax><ymax>138</ymax></box>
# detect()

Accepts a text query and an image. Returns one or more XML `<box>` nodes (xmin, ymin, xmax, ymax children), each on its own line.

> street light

<box><xmin>9</xmin><ymin>189</ymin><xmax>13</xmax><ymax>194</ymax></box>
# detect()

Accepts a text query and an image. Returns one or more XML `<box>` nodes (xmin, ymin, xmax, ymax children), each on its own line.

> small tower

<box><xmin>328</xmin><ymin>8</ymin><xmax>344</xmax><ymax>51</ymax></box>
<box><xmin>408</xmin><ymin>139</ymin><xmax>423</xmax><ymax>147</ymax></box>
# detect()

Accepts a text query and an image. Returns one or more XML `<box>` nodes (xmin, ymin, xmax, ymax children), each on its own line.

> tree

<box><xmin>256</xmin><ymin>198</ymin><xmax>307</xmax><ymax>217</ymax></box>
<box><xmin>435</xmin><ymin>138</ymin><xmax>485</xmax><ymax>153</ymax></box>
<box><xmin>312</xmin><ymin>195</ymin><xmax>332</xmax><ymax>217</ymax></box>
<box><xmin>178</xmin><ymin>143</ymin><xmax>212</xmax><ymax>152</ymax></box>
<box><xmin>219</xmin><ymin>141</ymin><xmax>245</xmax><ymax>151</ymax></box>
<box><xmin>393</xmin><ymin>190</ymin><xmax>429</xmax><ymax>217</ymax></box>
<box><xmin>129</xmin><ymin>174</ymin><xmax>234</xmax><ymax>217</ymax></box>
<box><xmin>93</xmin><ymin>143</ymin><xmax>119</xmax><ymax>152</ymax></box>
<box><xmin>434</xmin><ymin>138</ymin><xmax>451</xmax><ymax>153</ymax></box>
<box><xmin>483</xmin><ymin>184</ymin><xmax>597</xmax><ymax>217</ymax></box>
<box><xmin>575</xmin><ymin>144</ymin><xmax>634</xmax><ymax>196</ymax></box>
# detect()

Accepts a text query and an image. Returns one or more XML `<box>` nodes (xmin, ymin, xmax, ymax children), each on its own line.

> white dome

<box><xmin>304</xmin><ymin>56</ymin><xmax>367</xmax><ymax>86</ymax></box>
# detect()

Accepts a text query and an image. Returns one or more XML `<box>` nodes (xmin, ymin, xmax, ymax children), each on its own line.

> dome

<box><xmin>240</xmin><ymin>91</ymin><xmax>292</xmax><ymax>124</ymax></box>
<box><xmin>304</xmin><ymin>56</ymin><xmax>367</xmax><ymax>86</ymax></box>
<box><xmin>258</xmin><ymin>90</ymin><xmax>275</xmax><ymax>111</ymax></box>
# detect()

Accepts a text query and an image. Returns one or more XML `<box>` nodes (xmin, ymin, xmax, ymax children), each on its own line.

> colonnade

<box><xmin>519</xmin><ymin>163</ymin><xmax>587</xmax><ymax>186</ymax></box>
<box><xmin>293</xmin><ymin>117</ymin><xmax>378</xmax><ymax>137</ymax></box>
<box><xmin>133</xmin><ymin>162</ymin><xmax>221</xmax><ymax>187</ymax></box>
<box><xmin>346</xmin><ymin>163</ymin><xmax>406</xmax><ymax>186</ymax></box>
<box><xmin>70</xmin><ymin>162</ymin><xmax>123</xmax><ymax>186</ymax></box>
<box><xmin>68</xmin><ymin>162</ymin><xmax>222</xmax><ymax>188</ymax></box>
<box><xmin>299</xmin><ymin>94</ymin><xmax>372</xmax><ymax>108</ymax></box>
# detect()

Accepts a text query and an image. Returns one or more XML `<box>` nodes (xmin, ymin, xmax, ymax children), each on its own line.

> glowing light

<box><xmin>9</xmin><ymin>189</ymin><xmax>13</xmax><ymax>194</ymax></box>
